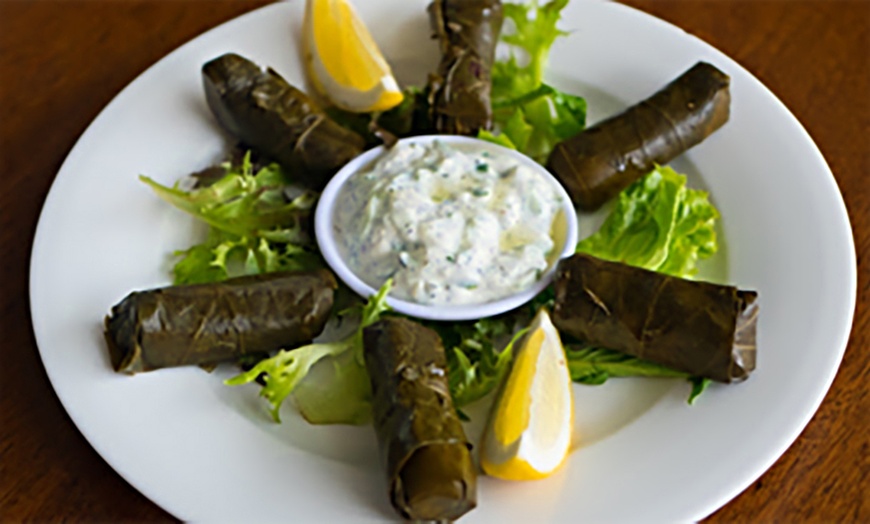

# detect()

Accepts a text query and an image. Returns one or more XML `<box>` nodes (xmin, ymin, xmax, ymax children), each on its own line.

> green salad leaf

<box><xmin>292</xmin><ymin>348</ymin><xmax>374</xmax><ymax>425</ymax></box>
<box><xmin>141</xmin><ymin>152</ymin><xmax>322</xmax><ymax>284</ymax></box>
<box><xmin>567</xmin><ymin>346</ymin><xmax>689</xmax><ymax>385</ymax></box>
<box><xmin>688</xmin><ymin>377</ymin><xmax>713</xmax><ymax>405</ymax></box>
<box><xmin>226</xmin><ymin>338</ymin><xmax>353</xmax><ymax>423</ymax></box>
<box><xmin>567</xmin><ymin>346</ymin><xmax>714</xmax><ymax>404</ymax></box>
<box><xmin>492</xmin><ymin>0</ymin><xmax>569</xmax><ymax>98</ymax></box>
<box><xmin>441</xmin><ymin>320</ymin><xmax>529</xmax><ymax>410</ymax></box>
<box><xmin>576</xmin><ymin>165</ymin><xmax>719</xmax><ymax>277</ymax></box>
<box><xmin>170</xmin><ymin>229</ymin><xmax>321</xmax><ymax>285</ymax></box>
<box><xmin>570</xmin><ymin>165</ymin><xmax>721</xmax><ymax>402</ymax></box>
<box><xmin>225</xmin><ymin>281</ymin><xmax>393</xmax><ymax>423</ymax></box>
<box><xmin>482</xmin><ymin>0</ymin><xmax>586</xmax><ymax>162</ymax></box>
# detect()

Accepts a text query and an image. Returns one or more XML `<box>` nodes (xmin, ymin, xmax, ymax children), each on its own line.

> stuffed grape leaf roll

<box><xmin>104</xmin><ymin>270</ymin><xmax>337</xmax><ymax>374</ymax></box>
<box><xmin>363</xmin><ymin>317</ymin><xmax>477</xmax><ymax>522</ymax></box>
<box><xmin>427</xmin><ymin>0</ymin><xmax>503</xmax><ymax>135</ymax></box>
<box><xmin>202</xmin><ymin>53</ymin><xmax>365</xmax><ymax>190</ymax></box>
<box><xmin>552</xmin><ymin>254</ymin><xmax>757</xmax><ymax>382</ymax></box>
<box><xmin>547</xmin><ymin>61</ymin><xmax>730</xmax><ymax>211</ymax></box>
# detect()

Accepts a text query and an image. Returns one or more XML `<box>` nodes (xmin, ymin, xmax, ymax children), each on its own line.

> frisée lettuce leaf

<box><xmin>481</xmin><ymin>0</ymin><xmax>586</xmax><ymax>162</ymax></box>
<box><xmin>225</xmin><ymin>281</ymin><xmax>393</xmax><ymax>423</ymax></box>
<box><xmin>492</xmin><ymin>0</ymin><xmax>569</xmax><ymax>98</ymax></box>
<box><xmin>140</xmin><ymin>152</ymin><xmax>322</xmax><ymax>284</ymax></box>
<box><xmin>430</xmin><ymin>316</ymin><xmax>530</xmax><ymax>415</ymax></box>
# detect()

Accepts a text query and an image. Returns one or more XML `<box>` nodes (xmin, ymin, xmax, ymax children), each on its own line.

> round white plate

<box><xmin>30</xmin><ymin>1</ymin><xmax>856</xmax><ymax>522</ymax></box>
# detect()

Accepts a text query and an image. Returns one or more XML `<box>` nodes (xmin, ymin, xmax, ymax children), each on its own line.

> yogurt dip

<box><xmin>333</xmin><ymin>140</ymin><xmax>565</xmax><ymax>305</ymax></box>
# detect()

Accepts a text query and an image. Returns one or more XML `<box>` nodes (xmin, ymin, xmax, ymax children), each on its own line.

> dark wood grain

<box><xmin>0</xmin><ymin>1</ymin><xmax>866</xmax><ymax>522</ymax></box>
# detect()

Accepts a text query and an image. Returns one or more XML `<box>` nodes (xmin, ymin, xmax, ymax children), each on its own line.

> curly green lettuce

<box><xmin>481</xmin><ymin>0</ymin><xmax>586</xmax><ymax>162</ymax></box>
<box><xmin>225</xmin><ymin>281</ymin><xmax>393</xmax><ymax>423</ymax></box>
<box><xmin>429</xmin><ymin>317</ymin><xmax>529</xmax><ymax>410</ymax></box>
<box><xmin>140</xmin><ymin>152</ymin><xmax>322</xmax><ymax>284</ymax></box>
<box><xmin>492</xmin><ymin>0</ymin><xmax>569</xmax><ymax>98</ymax></box>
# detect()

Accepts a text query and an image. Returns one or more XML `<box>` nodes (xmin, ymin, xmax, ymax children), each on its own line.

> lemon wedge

<box><xmin>480</xmin><ymin>309</ymin><xmax>574</xmax><ymax>480</ymax></box>
<box><xmin>303</xmin><ymin>0</ymin><xmax>403</xmax><ymax>112</ymax></box>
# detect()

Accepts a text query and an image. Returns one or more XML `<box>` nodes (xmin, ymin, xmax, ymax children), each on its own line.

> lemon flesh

<box><xmin>303</xmin><ymin>0</ymin><xmax>403</xmax><ymax>112</ymax></box>
<box><xmin>481</xmin><ymin>309</ymin><xmax>574</xmax><ymax>481</ymax></box>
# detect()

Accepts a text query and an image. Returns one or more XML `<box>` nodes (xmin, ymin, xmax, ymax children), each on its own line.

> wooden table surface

<box><xmin>1</xmin><ymin>1</ymin><xmax>866</xmax><ymax>522</ymax></box>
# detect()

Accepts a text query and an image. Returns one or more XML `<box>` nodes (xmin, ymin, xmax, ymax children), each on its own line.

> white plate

<box><xmin>29</xmin><ymin>0</ymin><xmax>856</xmax><ymax>522</ymax></box>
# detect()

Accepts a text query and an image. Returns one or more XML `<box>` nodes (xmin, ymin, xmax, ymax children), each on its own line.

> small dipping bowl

<box><xmin>315</xmin><ymin>135</ymin><xmax>579</xmax><ymax>321</ymax></box>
